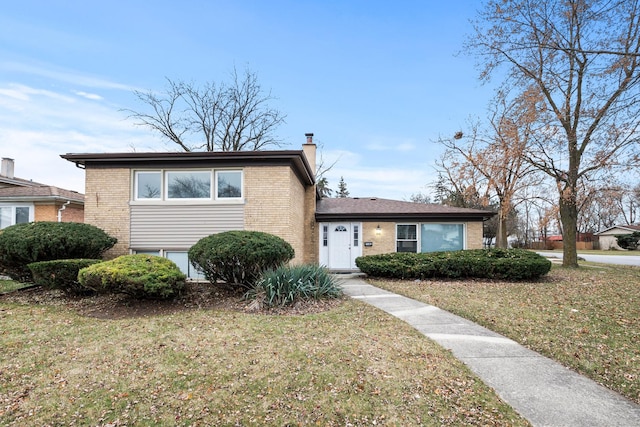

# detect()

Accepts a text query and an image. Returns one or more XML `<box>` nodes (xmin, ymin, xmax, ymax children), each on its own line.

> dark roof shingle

<box><xmin>316</xmin><ymin>197</ymin><xmax>493</xmax><ymax>221</ymax></box>
<box><xmin>0</xmin><ymin>185</ymin><xmax>84</xmax><ymax>203</ymax></box>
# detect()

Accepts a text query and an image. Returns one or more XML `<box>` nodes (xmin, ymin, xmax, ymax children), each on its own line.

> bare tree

<box><xmin>437</xmin><ymin>89</ymin><xmax>539</xmax><ymax>248</ymax></box>
<box><xmin>314</xmin><ymin>143</ymin><xmax>339</xmax><ymax>199</ymax></box>
<box><xmin>125</xmin><ymin>67</ymin><xmax>286</xmax><ymax>152</ymax></box>
<box><xmin>409</xmin><ymin>192</ymin><xmax>431</xmax><ymax>204</ymax></box>
<box><xmin>468</xmin><ymin>0</ymin><xmax>640</xmax><ymax>266</ymax></box>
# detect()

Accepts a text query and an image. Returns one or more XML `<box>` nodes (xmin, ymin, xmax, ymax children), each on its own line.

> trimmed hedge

<box><xmin>0</xmin><ymin>222</ymin><xmax>117</xmax><ymax>282</ymax></box>
<box><xmin>28</xmin><ymin>259</ymin><xmax>103</xmax><ymax>295</ymax></box>
<box><xmin>246</xmin><ymin>264</ymin><xmax>342</xmax><ymax>307</ymax></box>
<box><xmin>355</xmin><ymin>249</ymin><xmax>552</xmax><ymax>280</ymax></box>
<box><xmin>189</xmin><ymin>230</ymin><xmax>295</xmax><ymax>289</ymax></box>
<box><xmin>78</xmin><ymin>254</ymin><xmax>185</xmax><ymax>299</ymax></box>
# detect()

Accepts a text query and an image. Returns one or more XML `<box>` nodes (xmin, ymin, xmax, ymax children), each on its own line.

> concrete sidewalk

<box><xmin>340</xmin><ymin>276</ymin><xmax>640</xmax><ymax>427</ymax></box>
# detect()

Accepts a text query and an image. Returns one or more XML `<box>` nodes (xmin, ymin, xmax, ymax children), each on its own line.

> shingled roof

<box><xmin>316</xmin><ymin>197</ymin><xmax>494</xmax><ymax>221</ymax></box>
<box><xmin>0</xmin><ymin>185</ymin><xmax>84</xmax><ymax>203</ymax></box>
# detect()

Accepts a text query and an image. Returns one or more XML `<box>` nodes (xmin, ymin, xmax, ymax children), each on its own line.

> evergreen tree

<box><xmin>337</xmin><ymin>176</ymin><xmax>350</xmax><ymax>198</ymax></box>
<box><xmin>317</xmin><ymin>177</ymin><xmax>332</xmax><ymax>198</ymax></box>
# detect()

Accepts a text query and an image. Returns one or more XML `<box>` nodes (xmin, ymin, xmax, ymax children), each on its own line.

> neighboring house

<box><xmin>0</xmin><ymin>158</ymin><xmax>84</xmax><ymax>229</ymax></box>
<box><xmin>595</xmin><ymin>224</ymin><xmax>640</xmax><ymax>250</ymax></box>
<box><xmin>61</xmin><ymin>135</ymin><xmax>493</xmax><ymax>276</ymax></box>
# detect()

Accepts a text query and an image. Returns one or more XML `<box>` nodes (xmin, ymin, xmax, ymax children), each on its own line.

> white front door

<box><xmin>320</xmin><ymin>222</ymin><xmax>362</xmax><ymax>270</ymax></box>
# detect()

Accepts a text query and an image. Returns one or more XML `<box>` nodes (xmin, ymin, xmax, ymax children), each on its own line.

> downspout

<box><xmin>58</xmin><ymin>200</ymin><xmax>71</xmax><ymax>222</ymax></box>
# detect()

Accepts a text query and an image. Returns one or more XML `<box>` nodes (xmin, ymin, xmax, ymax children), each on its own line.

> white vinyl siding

<box><xmin>130</xmin><ymin>204</ymin><xmax>244</xmax><ymax>248</ymax></box>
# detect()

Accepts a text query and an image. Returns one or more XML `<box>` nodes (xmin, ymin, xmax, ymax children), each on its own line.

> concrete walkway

<box><xmin>340</xmin><ymin>276</ymin><xmax>640</xmax><ymax>427</ymax></box>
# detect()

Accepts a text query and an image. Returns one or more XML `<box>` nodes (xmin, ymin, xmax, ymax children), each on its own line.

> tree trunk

<box><xmin>496</xmin><ymin>210</ymin><xmax>509</xmax><ymax>248</ymax></box>
<box><xmin>559</xmin><ymin>195</ymin><xmax>579</xmax><ymax>268</ymax></box>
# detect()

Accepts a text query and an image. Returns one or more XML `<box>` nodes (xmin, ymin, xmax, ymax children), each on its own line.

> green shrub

<box><xmin>355</xmin><ymin>249</ymin><xmax>552</xmax><ymax>281</ymax></box>
<box><xmin>78</xmin><ymin>254</ymin><xmax>185</xmax><ymax>299</ymax></box>
<box><xmin>615</xmin><ymin>232</ymin><xmax>640</xmax><ymax>250</ymax></box>
<box><xmin>246</xmin><ymin>264</ymin><xmax>342</xmax><ymax>307</ymax></box>
<box><xmin>28</xmin><ymin>259</ymin><xmax>103</xmax><ymax>295</ymax></box>
<box><xmin>0</xmin><ymin>222</ymin><xmax>117</xmax><ymax>282</ymax></box>
<box><xmin>188</xmin><ymin>231</ymin><xmax>295</xmax><ymax>289</ymax></box>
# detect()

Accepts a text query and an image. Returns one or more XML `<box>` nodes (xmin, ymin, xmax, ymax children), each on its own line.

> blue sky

<box><xmin>0</xmin><ymin>0</ymin><xmax>496</xmax><ymax>199</ymax></box>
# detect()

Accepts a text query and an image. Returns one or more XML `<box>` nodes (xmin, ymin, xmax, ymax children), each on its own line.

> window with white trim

<box><xmin>133</xmin><ymin>169</ymin><xmax>243</xmax><ymax>201</ymax></box>
<box><xmin>0</xmin><ymin>205</ymin><xmax>33</xmax><ymax>229</ymax></box>
<box><xmin>396</xmin><ymin>224</ymin><xmax>418</xmax><ymax>252</ymax></box>
<box><xmin>353</xmin><ymin>225</ymin><xmax>359</xmax><ymax>247</ymax></box>
<box><xmin>133</xmin><ymin>249</ymin><xmax>205</xmax><ymax>280</ymax></box>
<box><xmin>322</xmin><ymin>225</ymin><xmax>328</xmax><ymax>247</ymax></box>
<box><xmin>396</xmin><ymin>223</ymin><xmax>465</xmax><ymax>253</ymax></box>
<box><xmin>167</xmin><ymin>171</ymin><xmax>211</xmax><ymax>199</ymax></box>
<box><xmin>165</xmin><ymin>251</ymin><xmax>205</xmax><ymax>280</ymax></box>
<box><xmin>135</xmin><ymin>171</ymin><xmax>161</xmax><ymax>199</ymax></box>
<box><xmin>216</xmin><ymin>170</ymin><xmax>242</xmax><ymax>199</ymax></box>
<box><xmin>421</xmin><ymin>224</ymin><xmax>464</xmax><ymax>252</ymax></box>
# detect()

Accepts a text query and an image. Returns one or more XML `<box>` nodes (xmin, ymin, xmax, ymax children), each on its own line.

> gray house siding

<box><xmin>130</xmin><ymin>204</ymin><xmax>244</xmax><ymax>248</ymax></box>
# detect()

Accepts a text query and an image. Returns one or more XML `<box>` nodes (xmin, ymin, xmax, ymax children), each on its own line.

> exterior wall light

<box><xmin>375</xmin><ymin>225</ymin><xmax>382</xmax><ymax>235</ymax></box>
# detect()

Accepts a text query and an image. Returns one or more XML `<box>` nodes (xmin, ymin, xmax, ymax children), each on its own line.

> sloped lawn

<box><xmin>0</xmin><ymin>287</ymin><xmax>527</xmax><ymax>426</ymax></box>
<box><xmin>0</xmin><ymin>279</ymin><xmax>29</xmax><ymax>294</ymax></box>
<box><xmin>371</xmin><ymin>264</ymin><xmax>640</xmax><ymax>405</ymax></box>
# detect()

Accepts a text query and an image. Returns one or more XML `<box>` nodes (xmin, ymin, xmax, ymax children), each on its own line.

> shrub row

<box><xmin>355</xmin><ymin>249</ymin><xmax>552</xmax><ymax>280</ymax></box>
<box><xmin>0</xmin><ymin>222</ymin><xmax>116</xmax><ymax>282</ymax></box>
<box><xmin>3</xmin><ymin>223</ymin><xmax>336</xmax><ymax>305</ymax></box>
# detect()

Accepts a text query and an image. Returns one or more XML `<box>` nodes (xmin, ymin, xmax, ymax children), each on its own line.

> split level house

<box><xmin>0</xmin><ymin>157</ymin><xmax>84</xmax><ymax>229</ymax></box>
<box><xmin>61</xmin><ymin>134</ymin><xmax>493</xmax><ymax>277</ymax></box>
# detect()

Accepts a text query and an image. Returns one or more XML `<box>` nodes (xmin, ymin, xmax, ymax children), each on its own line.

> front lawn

<box><xmin>0</xmin><ymin>293</ymin><xmax>527</xmax><ymax>426</ymax></box>
<box><xmin>370</xmin><ymin>264</ymin><xmax>640</xmax><ymax>405</ymax></box>
<box><xmin>0</xmin><ymin>279</ymin><xmax>28</xmax><ymax>294</ymax></box>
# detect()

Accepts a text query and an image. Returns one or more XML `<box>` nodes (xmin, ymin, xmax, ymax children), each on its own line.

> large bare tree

<box><xmin>125</xmin><ymin>67</ymin><xmax>286</xmax><ymax>152</ymax></box>
<box><xmin>438</xmin><ymin>89</ymin><xmax>539</xmax><ymax>248</ymax></box>
<box><xmin>468</xmin><ymin>0</ymin><xmax>640</xmax><ymax>266</ymax></box>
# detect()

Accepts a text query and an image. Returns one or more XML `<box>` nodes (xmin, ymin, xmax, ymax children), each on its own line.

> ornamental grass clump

<box><xmin>78</xmin><ymin>254</ymin><xmax>185</xmax><ymax>299</ymax></box>
<box><xmin>247</xmin><ymin>264</ymin><xmax>342</xmax><ymax>307</ymax></box>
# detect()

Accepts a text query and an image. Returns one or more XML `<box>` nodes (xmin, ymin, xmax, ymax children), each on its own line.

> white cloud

<box><xmin>73</xmin><ymin>90</ymin><xmax>104</xmax><ymax>101</ymax></box>
<box><xmin>0</xmin><ymin>82</ymin><xmax>162</xmax><ymax>192</ymax></box>
<box><xmin>366</xmin><ymin>141</ymin><xmax>416</xmax><ymax>152</ymax></box>
<box><xmin>0</xmin><ymin>60</ymin><xmax>140</xmax><ymax>92</ymax></box>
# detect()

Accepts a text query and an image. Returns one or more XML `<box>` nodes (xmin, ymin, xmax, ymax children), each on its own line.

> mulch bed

<box><xmin>0</xmin><ymin>281</ymin><xmax>344</xmax><ymax>319</ymax></box>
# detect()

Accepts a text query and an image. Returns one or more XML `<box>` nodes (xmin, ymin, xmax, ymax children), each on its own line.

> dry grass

<box><xmin>0</xmin><ymin>285</ymin><xmax>528</xmax><ymax>426</ymax></box>
<box><xmin>0</xmin><ymin>280</ymin><xmax>28</xmax><ymax>294</ymax></box>
<box><xmin>371</xmin><ymin>264</ymin><xmax>640</xmax><ymax>405</ymax></box>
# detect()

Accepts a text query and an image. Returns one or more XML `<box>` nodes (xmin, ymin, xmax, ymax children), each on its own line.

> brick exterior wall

<box><xmin>244</xmin><ymin>166</ymin><xmax>314</xmax><ymax>263</ymax></box>
<box><xmin>33</xmin><ymin>204</ymin><xmax>57</xmax><ymax>222</ymax></box>
<box><xmin>84</xmin><ymin>167</ymin><xmax>131</xmax><ymax>258</ymax></box>
<box><xmin>362</xmin><ymin>222</ymin><xmax>396</xmax><ymax>256</ymax></box>
<box><xmin>303</xmin><ymin>184</ymin><xmax>318</xmax><ymax>264</ymax></box>
<box><xmin>361</xmin><ymin>220</ymin><xmax>485</xmax><ymax>256</ymax></box>
<box><xmin>466</xmin><ymin>221</ymin><xmax>484</xmax><ymax>249</ymax></box>
<box><xmin>33</xmin><ymin>202</ymin><xmax>84</xmax><ymax>223</ymax></box>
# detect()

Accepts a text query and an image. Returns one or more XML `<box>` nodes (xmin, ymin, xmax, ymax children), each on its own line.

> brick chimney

<box><xmin>302</xmin><ymin>133</ymin><xmax>316</xmax><ymax>178</ymax></box>
<box><xmin>1</xmin><ymin>158</ymin><xmax>14</xmax><ymax>179</ymax></box>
